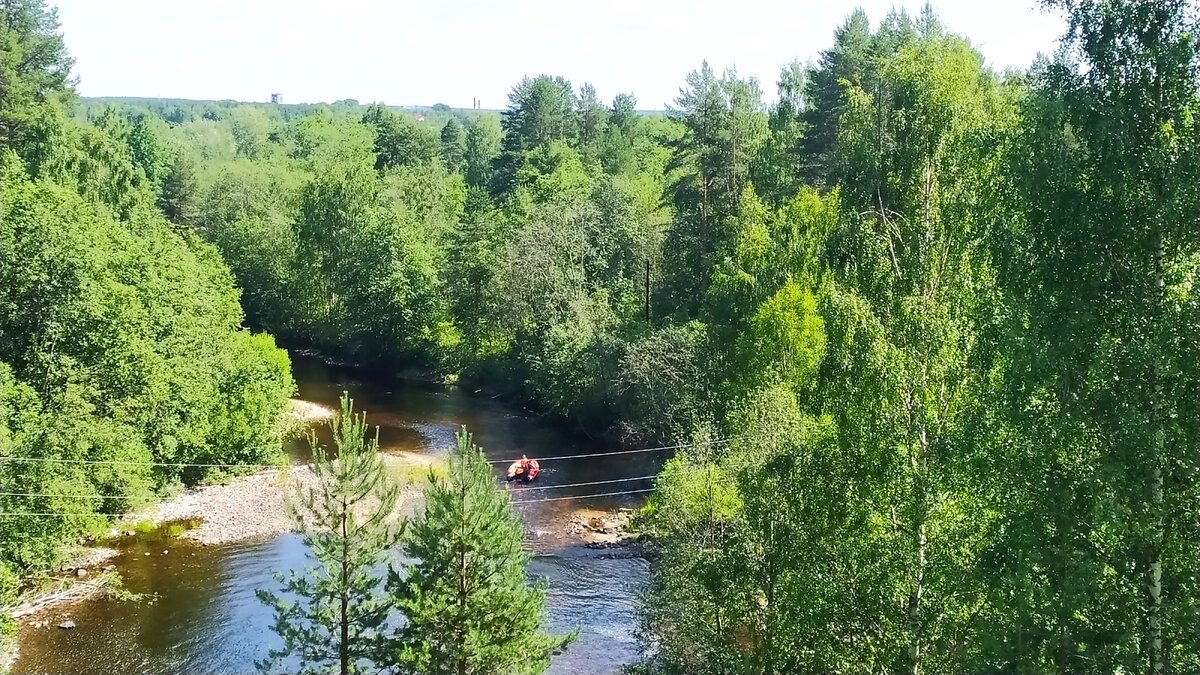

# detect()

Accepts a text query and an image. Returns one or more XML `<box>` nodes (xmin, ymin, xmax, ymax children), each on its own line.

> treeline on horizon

<box><xmin>2</xmin><ymin>0</ymin><xmax>1200</xmax><ymax>673</ymax></box>
<box><xmin>75</xmin><ymin>97</ymin><xmax>669</xmax><ymax>117</ymax></box>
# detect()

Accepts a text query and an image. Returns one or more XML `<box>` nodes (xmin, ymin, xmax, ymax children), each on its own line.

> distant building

<box><xmin>270</xmin><ymin>93</ymin><xmax>283</xmax><ymax>104</ymax></box>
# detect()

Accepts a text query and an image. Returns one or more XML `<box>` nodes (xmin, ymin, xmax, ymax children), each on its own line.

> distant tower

<box><xmin>270</xmin><ymin>93</ymin><xmax>283</xmax><ymax>104</ymax></box>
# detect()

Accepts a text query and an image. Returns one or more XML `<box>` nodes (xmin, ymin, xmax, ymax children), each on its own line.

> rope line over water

<box><xmin>501</xmin><ymin>474</ymin><xmax>657</xmax><ymax>492</ymax></box>
<box><xmin>0</xmin><ymin>475</ymin><xmax>659</xmax><ymax>502</ymax></box>
<box><xmin>0</xmin><ymin>436</ymin><xmax>734</xmax><ymax>514</ymax></box>
<box><xmin>509</xmin><ymin>488</ymin><xmax>656</xmax><ymax>505</ymax></box>
<box><xmin>0</xmin><ymin>457</ymin><xmax>283</xmax><ymax>468</ymax></box>
<box><xmin>486</xmin><ymin>438</ymin><xmax>729</xmax><ymax>465</ymax></box>
<box><xmin>0</xmin><ymin>436</ymin><xmax>731</xmax><ymax>470</ymax></box>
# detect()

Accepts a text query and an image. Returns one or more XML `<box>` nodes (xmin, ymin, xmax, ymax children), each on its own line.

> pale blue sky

<box><xmin>55</xmin><ymin>0</ymin><xmax>1065</xmax><ymax>108</ymax></box>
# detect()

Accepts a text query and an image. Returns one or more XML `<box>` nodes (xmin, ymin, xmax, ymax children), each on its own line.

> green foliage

<box><xmin>362</xmin><ymin>104</ymin><xmax>440</xmax><ymax>170</ymax></box>
<box><xmin>611</xmin><ymin>323</ymin><xmax>710</xmax><ymax>442</ymax></box>
<box><xmin>493</xmin><ymin>75</ymin><xmax>579</xmax><ymax>195</ymax></box>
<box><xmin>158</xmin><ymin>149</ymin><xmax>201</xmax><ymax>226</ymax></box>
<box><xmin>257</xmin><ymin>393</ymin><xmax>401</xmax><ymax>675</ymax></box>
<box><xmin>126</xmin><ymin>113</ymin><xmax>170</xmax><ymax>193</ymax></box>
<box><xmin>229</xmin><ymin>106</ymin><xmax>278</xmax><ymax>160</ymax></box>
<box><xmin>439</xmin><ymin>117</ymin><xmax>466</xmax><ymax>174</ymax></box>
<box><xmin>463</xmin><ymin>115</ymin><xmax>501</xmax><ymax>189</ymax></box>
<box><xmin>0</xmin><ymin>156</ymin><xmax>293</xmax><ymax>583</ymax></box>
<box><xmin>974</xmin><ymin>2</ymin><xmax>1200</xmax><ymax>672</ymax></box>
<box><xmin>0</xmin><ymin>0</ymin><xmax>74</xmax><ymax>153</ymax></box>
<box><xmin>635</xmin><ymin>4</ymin><xmax>1200</xmax><ymax>675</ymax></box>
<box><xmin>288</xmin><ymin>108</ymin><xmax>374</xmax><ymax>167</ymax></box>
<box><xmin>14</xmin><ymin>3</ymin><xmax>1196</xmax><ymax>672</ymax></box>
<box><xmin>661</xmin><ymin>62</ymin><xmax>768</xmax><ymax>315</ymax></box>
<box><xmin>752</xmin><ymin>60</ymin><xmax>808</xmax><ymax>204</ymax></box>
<box><xmin>0</xmin><ymin>4</ymin><xmax>294</xmax><ymax>590</ymax></box>
<box><xmin>737</xmin><ymin>280</ymin><xmax>825</xmax><ymax>392</ymax></box>
<box><xmin>385</xmin><ymin>427</ymin><xmax>576</xmax><ymax>675</ymax></box>
<box><xmin>291</xmin><ymin>160</ymin><xmax>453</xmax><ymax>364</ymax></box>
<box><xmin>801</xmin><ymin>8</ymin><xmax>870</xmax><ymax>187</ymax></box>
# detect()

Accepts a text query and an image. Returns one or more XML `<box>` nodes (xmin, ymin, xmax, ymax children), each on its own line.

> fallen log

<box><xmin>6</xmin><ymin>574</ymin><xmax>113</xmax><ymax>619</ymax></box>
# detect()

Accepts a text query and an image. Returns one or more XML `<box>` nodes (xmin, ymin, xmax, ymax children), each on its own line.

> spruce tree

<box><xmin>386</xmin><ymin>427</ymin><xmax>575</xmax><ymax>675</ymax></box>
<box><xmin>440</xmin><ymin>118</ymin><xmax>466</xmax><ymax>174</ymax></box>
<box><xmin>256</xmin><ymin>392</ymin><xmax>401</xmax><ymax>675</ymax></box>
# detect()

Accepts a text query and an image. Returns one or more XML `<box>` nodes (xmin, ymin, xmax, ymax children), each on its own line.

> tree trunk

<box><xmin>644</xmin><ymin>258</ymin><xmax>651</xmax><ymax>324</ymax></box>
<box><xmin>340</xmin><ymin>498</ymin><xmax>350</xmax><ymax>675</ymax></box>
<box><xmin>1053</xmin><ymin>488</ymin><xmax>1072</xmax><ymax>673</ymax></box>
<box><xmin>1148</xmin><ymin>231</ymin><xmax>1165</xmax><ymax>675</ymax></box>
<box><xmin>457</xmin><ymin>458</ymin><xmax>469</xmax><ymax>675</ymax></box>
<box><xmin>907</xmin><ymin>423</ymin><xmax>928</xmax><ymax>675</ymax></box>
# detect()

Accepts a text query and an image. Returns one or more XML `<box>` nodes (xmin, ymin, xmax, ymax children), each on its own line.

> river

<box><xmin>13</xmin><ymin>356</ymin><xmax>657</xmax><ymax>674</ymax></box>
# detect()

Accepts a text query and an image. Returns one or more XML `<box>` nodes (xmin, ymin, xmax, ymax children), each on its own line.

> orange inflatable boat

<box><xmin>506</xmin><ymin>455</ymin><xmax>540</xmax><ymax>482</ymax></box>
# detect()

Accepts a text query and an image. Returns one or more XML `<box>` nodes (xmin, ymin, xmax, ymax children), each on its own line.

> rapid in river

<box><xmin>13</xmin><ymin>355</ymin><xmax>658</xmax><ymax>675</ymax></box>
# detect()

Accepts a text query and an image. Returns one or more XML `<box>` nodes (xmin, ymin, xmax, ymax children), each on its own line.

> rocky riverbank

<box><xmin>567</xmin><ymin>509</ymin><xmax>643</xmax><ymax>545</ymax></box>
<box><xmin>2</xmin><ymin>399</ymin><xmax>408</xmax><ymax>622</ymax></box>
<box><xmin>142</xmin><ymin>456</ymin><xmax>424</xmax><ymax>546</ymax></box>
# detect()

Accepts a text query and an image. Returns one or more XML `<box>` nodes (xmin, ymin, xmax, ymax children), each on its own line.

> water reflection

<box><xmin>15</xmin><ymin>355</ymin><xmax>653</xmax><ymax>674</ymax></box>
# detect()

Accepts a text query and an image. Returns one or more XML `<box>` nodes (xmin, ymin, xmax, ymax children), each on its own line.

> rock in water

<box><xmin>58</xmin><ymin>620</ymin><xmax>76</xmax><ymax>629</ymax></box>
<box><xmin>75</xmin><ymin>568</ymin><xmax>87</xmax><ymax>577</ymax></box>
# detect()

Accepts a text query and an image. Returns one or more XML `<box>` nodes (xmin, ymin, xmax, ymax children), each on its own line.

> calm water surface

<box><xmin>14</xmin><ymin>356</ymin><xmax>655</xmax><ymax>674</ymax></box>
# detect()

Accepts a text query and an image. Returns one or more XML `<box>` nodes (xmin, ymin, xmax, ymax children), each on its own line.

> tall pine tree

<box><xmin>385</xmin><ymin>427</ymin><xmax>575</xmax><ymax>675</ymax></box>
<box><xmin>257</xmin><ymin>392</ymin><xmax>401</xmax><ymax>675</ymax></box>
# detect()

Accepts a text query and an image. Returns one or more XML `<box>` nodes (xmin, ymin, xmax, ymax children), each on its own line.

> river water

<box><xmin>14</xmin><ymin>356</ymin><xmax>656</xmax><ymax>674</ymax></box>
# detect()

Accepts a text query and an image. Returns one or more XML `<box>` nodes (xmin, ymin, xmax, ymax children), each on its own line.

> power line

<box><xmin>0</xmin><ymin>475</ymin><xmax>662</xmax><ymax>503</ymax></box>
<box><xmin>502</xmin><ymin>474</ymin><xmax>656</xmax><ymax>493</ymax></box>
<box><xmin>0</xmin><ymin>456</ymin><xmax>283</xmax><ymax>469</ymax></box>
<box><xmin>509</xmin><ymin>488</ymin><xmax>655</xmax><ymax>505</ymax></box>
<box><xmin>0</xmin><ymin>512</ymin><xmax>122</xmax><ymax>517</ymax></box>
<box><xmin>0</xmin><ymin>436</ymin><xmax>730</xmax><ymax>470</ymax></box>
<box><xmin>0</xmin><ymin>437</ymin><xmax>737</xmax><ymax>513</ymax></box>
<box><xmin>0</xmin><ymin>437</ymin><xmax>734</xmax><ymax>468</ymax></box>
<box><xmin>488</xmin><ymin>438</ymin><xmax>730</xmax><ymax>465</ymax></box>
<box><xmin>0</xmin><ymin>485</ymin><xmax>661</xmax><ymax>516</ymax></box>
<box><xmin>0</xmin><ymin>492</ymin><xmax>129</xmax><ymax>499</ymax></box>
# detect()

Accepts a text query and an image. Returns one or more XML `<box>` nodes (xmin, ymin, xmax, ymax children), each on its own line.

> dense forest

<box><xmin>0</xmin><ymin>0</ymin><xmax>297</xmax><ymax>634</ymax></box>
<box><xmin>3</xmin><ymin>0</ymin><xmax>1200</xmax><ymax>672</ymax></box>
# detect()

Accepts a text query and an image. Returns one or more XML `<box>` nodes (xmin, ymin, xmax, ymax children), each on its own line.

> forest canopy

<box><xmin>0</xmin><ymin>0</ymin><xmax>294</xmax><ymax>619</ymax></box>
<box><xmin>2</xmin><ymin>1</ymin><xmax>1199</xmax><ymax>673</ymax></box>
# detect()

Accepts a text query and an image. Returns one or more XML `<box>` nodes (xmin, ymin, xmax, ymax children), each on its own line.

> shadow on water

<box><xmin>14</xmin><ymin>355</ymin><xmax>655</xmax><ymax>675</ymax></box>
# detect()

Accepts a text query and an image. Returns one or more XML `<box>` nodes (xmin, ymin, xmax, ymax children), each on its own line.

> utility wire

<box><xmin>487</xmin><ymin>438</ymin><xmax>730</xmax><ymax>465</ymax></box>
<box><xmin>502</xmin><ymin>474</ymin><xmax>656</xmax><ymax>493</ymax></box>
<box><xmin>0</xmin><ymin>436</ymin><xmax>732</xmax><ymax>470</ymax></box>
<box><xmin>0</xmin><ymin>475</ymin><xmax>657</xmax><ymax>502</ymax></box>
<box><xmin>0</xmin><ymin>492</ymin><xmax>130</xmax><ymax>499</ymax></box>
<box><xmin>0</xmin><ymin>485</ymin><xmax>661</xmax><ymax>516</ymax></box>
<box><xmin>0</xmin><ymin>457</ymin><xmax>283</xmax><ymax>469</ymax></box>
<box><xmin>0</xmin><ymin>437</ymin><xmax>736</xmax><ymax>513</ymax></box>
<box><xmin>508</xmin><ymin>485</ymin><xmax>652</xmax><ymax>502</ymax></box>
<box><xmin>0</xmin><ymin>512</ymin><xmax>124</xmax><ymax>517</ymax></box>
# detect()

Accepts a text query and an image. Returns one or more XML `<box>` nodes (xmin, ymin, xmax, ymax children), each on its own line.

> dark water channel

<box><xmin>14</xmin><ymin>356</ymin><xmax>655</xmax><ymax>674</ymax></box>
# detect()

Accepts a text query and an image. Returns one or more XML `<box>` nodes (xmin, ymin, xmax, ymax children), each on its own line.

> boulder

<box><xmin>57</xmin><ymin>620</ymin><xmax>76</xmax><ymax>629</ymax></box>
<box><xmin>75</xmin><ymin>568</ymin><xmax>87</xmax><ymax>578</ymax></box>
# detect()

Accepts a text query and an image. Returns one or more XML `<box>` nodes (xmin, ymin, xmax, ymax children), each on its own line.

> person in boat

<box><xmin>506</xmin><ymin>454</ymin><xmax>540</xmax><ymax>482</ymax></box>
